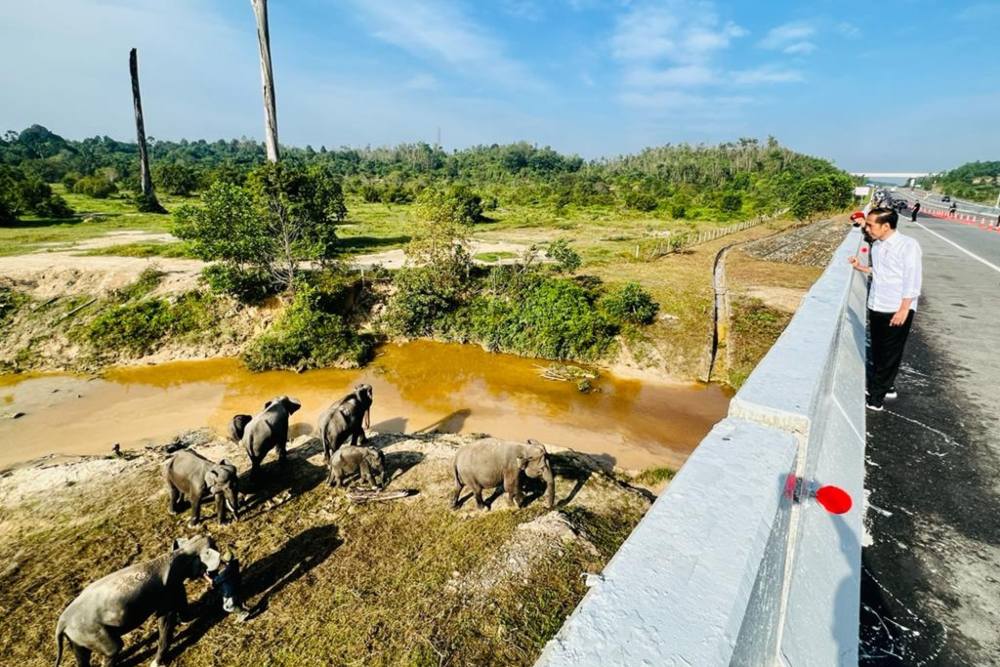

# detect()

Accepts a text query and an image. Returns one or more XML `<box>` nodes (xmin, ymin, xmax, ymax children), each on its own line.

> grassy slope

<box><xmin>0</xmin><ymin>433</ymin><xmax>648</xmax><ymax>666</ymax></box>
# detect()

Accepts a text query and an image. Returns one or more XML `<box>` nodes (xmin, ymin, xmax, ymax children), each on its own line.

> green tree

<box><xmin>155</xmin><ymin>162</ymin><xmax>201</xmax><ymax>196</ymax></box>
<box><xmin>547</xmin><ymin>239</ymin><xmax>582</xmax><ymax>273</ymax></box>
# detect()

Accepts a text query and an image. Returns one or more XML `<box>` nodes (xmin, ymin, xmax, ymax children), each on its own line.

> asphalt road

<box><xmin>860</xmin><ymin>211</ymin><xmax>1000</xmax><ymax>665</ymax></box>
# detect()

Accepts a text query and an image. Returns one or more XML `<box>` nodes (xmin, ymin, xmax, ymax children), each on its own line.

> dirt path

<box><xmin>0</xmin><ymin>233</ymin><xmax>539</xmax><ymax>297</ymax></box>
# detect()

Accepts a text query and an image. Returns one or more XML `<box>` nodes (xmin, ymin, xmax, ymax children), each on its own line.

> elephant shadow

<box><xmin>548</xmin><ymin>451</ymin><xmax>619</xmax><ymax>507</ymax></box>
<box><xmin>371</xmin><ymin>416</ymin><xmax>407</xmax><ymax>433</ymax></box>
<box><xmin>238</xmin><ymin>437</ymin><xmax>327</xmax><ymax>518</ymax></box>
<box><xmin>384</xmin><ymin>450</ymin><xmax>425</xmax><ymax>483</ymax></box>
<box><xmin>416</xmin><ymin>409</ymin><xmax>471</xmax><ymax>434</ymax></box>
<box><xmin>132</xmin><ymin>525</ymin><xmax>343</xmax><ymax>666</ymax></box>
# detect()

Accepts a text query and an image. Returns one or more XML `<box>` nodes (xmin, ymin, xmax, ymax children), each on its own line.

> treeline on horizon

<box><xmin>917</xmin><ymin>160</ymin><xmax>1000</xmax><ymax>204</ymax></box>
<box><xmin>1</xmin><ymin>124</ymin><xmax>854</xmax><ymax>223</ymax></box>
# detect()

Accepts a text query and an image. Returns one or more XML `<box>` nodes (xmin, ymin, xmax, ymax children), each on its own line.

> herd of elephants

<box><xmin>52</xmin><ymin>384</ymin><xmax>557</xmax><ymax>666</ymax></box>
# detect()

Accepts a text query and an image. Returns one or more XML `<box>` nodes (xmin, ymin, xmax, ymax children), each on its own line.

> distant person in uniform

<box><xmin>910</xmin><ymin>201</ymin><xmax>920</xmax><ymax>222</ymax></box>
<box><xmin>848</xmin><ymin>207</ymin><xmax>923</xmax><ymax>411</ymax></box>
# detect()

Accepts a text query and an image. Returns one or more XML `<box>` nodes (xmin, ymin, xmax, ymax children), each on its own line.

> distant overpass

<box><xmin>849</xmin><ymin>172</ymin><xmax>932</xmax><ymax>179</ymax></box>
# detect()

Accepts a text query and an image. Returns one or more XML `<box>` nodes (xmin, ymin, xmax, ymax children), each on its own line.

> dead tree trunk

<box><xmin>251</xmin><ymin>0</ymin><xmax>280</xmax><ymax>163</ymax></box>
<box><xmin>128</xmin><ymin>48</ymin><xmax>164</xmax><ymax>213</ymax></box>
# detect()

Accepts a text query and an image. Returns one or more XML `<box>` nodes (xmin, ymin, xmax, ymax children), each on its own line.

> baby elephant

<box><xmin>452</xmin><ymin>438</ymin><xmax>555</xmax><ymax>510</ymax></box>
<box><xmin>164</xmin><ymin>449</ymin><xmax>240</xmax><ymax>526</ymax></box>
<box><xmin>55</xmin><ymin>535</ymin><xmax>221</xmax><ymax>667</ymax></box>
<box><xmin>329</xmin><ymin>445</ymin><xmax>387</xmax><ymax>489</ymax></box>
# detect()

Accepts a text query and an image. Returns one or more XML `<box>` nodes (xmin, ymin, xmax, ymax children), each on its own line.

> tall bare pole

<box><xmin>251</xmin><ymin>0</ymin><xmax>280</xmax><ymax>162</ymax></box>
<box><xmin>129</xmin><ymin>48</ymin><xmax>164</xmax><ymax>212</ymax></box>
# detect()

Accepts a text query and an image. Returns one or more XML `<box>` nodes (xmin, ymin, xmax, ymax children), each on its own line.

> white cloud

<box><xmin>612</xmin><ymin>2</ymin><xmax>745</xmax><ymax>64</ymax></box>
<box><xmin>836</xmin><ymin>22</ymin><xmax>861</xmax><ymax>39</ymax></box>
<box><xmin>731</xmin><ymin>66</ymin><xmax>804</xmax><ymax>85</ymax></box>
<box><xmin>625</xmin><ymin>65</ymin><xmax>717</xmax><ymax>88</ymax></box>
<box><xmin>759</xmin><ymin>21</ymin><xmax>817</xmax><ymax>53</ymax></box>
<box><xmin>345</xmin><ymin>0</ymin><xmax>544</xmax><ymax>92</ymax></box>
<box><xmin>783</xmin><ymin>42</ymin><xmax>817</xmax><ymax>55</ymax></box>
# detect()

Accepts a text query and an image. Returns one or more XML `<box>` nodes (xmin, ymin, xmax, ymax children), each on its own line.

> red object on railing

<box><xmin>815</xmin><ymin>485</ymin><xmax>852</xmax><ymax>514</ymax></box>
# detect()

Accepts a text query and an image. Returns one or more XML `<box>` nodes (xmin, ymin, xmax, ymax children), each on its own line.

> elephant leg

<box><xmin>71</xmin><ymin>642</ymin><xmax>92</xmax><ymax>667</ymax></box>
<box><xmin>451</xmin><ymin>476</ymin><xmax>463</xmax><ymax>509</ymax></box>
<box><xmin>215</xmin><ymin>493</ymin><xmax>227</xmax><ymax>524</ymax></box>
<box><xmin>327</xmin><ymin>465</ymin><xmax>339</xmax><ymax>487</ymax></box>
<box><xmin>167</xmin><ymin>484</ymin><xmax>181</xmax><ymax>515</ymax></box>
<box><xmin>504</xmin><ymin>470</ymin><xmax>524</xmax><ymax>508</ymax></box>
<box><xmin>470</xmin><ymin>482</ymin><xmax>487</xmax><ymax>510</ymax></box>
<box><xmin>87</xmin><ymin>625</ymin><xmax>122</xmax><ymax>666</ymax></box>
<box><xmin>153</xmin><ymin>613</ymin><xmax>175</xmax><ymax>667</ymax></box>
<box><xmin>277</xmin><ymin>441</ymin><xmax>288</xmax><ymax>463</ymax></box>
<box><xmin>189</xmin><ymin>496</ymin><xmax>202</xmax><ymax>526</ymax></box>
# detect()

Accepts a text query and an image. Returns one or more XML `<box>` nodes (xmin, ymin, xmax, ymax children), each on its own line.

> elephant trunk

<box><xmin>225</xmin><ymin>490</ymin><xmax>240</xmax><ymax>520</ymax></box>
<box><xmin>364</xmin><ymin>407</ymin><xmax>371</xmax><ymax>431</ymax></box>
<box><xmin>542</xmin><ymin>464</ymin><xmax>556</xmax><ymax>509</ymax></box>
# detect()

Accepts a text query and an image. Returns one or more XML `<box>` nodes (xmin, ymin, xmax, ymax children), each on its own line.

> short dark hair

<box><xmin>867</xmin><ymin>207</ymin><xmax>898</xmax><ymax>229</ymax></box>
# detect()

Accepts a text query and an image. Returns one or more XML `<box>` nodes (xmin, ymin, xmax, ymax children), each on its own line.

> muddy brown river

<box><xmin>0</xmin><ymin>341</ymin><xmax>730</xmax><ymax>472</ymax></box>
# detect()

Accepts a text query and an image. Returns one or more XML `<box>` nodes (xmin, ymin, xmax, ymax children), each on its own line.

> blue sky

<box><xmin>2</xmin><ymin>0</ymin><xmax>999</xmax><ymax>172</ymax></box>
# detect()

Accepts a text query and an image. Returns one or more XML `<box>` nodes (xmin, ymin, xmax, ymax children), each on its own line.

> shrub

<box><xmin>548</xmin><ymin>239</ymin><xmax>582</xmax><ymax>273</ymax></box>
<box><xmin>201</xmin><ymin>264</ymin><xmax>277</xmax><ymax>304</ymax></box>
<box><xmin>0</xmin><ymin>165</ymin><xmax>73</xmax><ymax>221</ymax></box>
<box><xmin>624</xmin><ymin>190</ymin><xmax>658</xmax><ymax>212</ymax></box>
<box><xmin>243</xmin><ymin>284</ymin><xmax>374</xmax><ymax>371</ymax></box>
<box><xmin>599</xmin><ymin>282</ymin><xmax>659</xmax><ymax>325</ymax></box>
<box><xmin>670</xmin><ymin>204</ymin><xmax>686</xmax><ymax>219</ymax></box>
<box><xmin>383</xmin><ymin>264</ymin><xmax>466</xmax><ymax>337</ymax></box>
<box><xmin>469</xmin><ymin>277</ymin><xmax>619</xmax><ymax>360</ymax></box>
<box><xmin>416</xmin><ymin>184</ymin><xmax>484</xmax><ymax>226</ymax></box>
<box><xmin>155</xmin><ymin>162</ymin><xmax>201</xmax><ymax>196</ymax></box>
<box><xmin>73</xmin><ymin>174</ymin><xmax>117</xmax><ymax>199</ymax></box>
<box><xmin>84</xmin><ymin>291</ymin><xmax>218</xmax><ymax>356</ymax></box>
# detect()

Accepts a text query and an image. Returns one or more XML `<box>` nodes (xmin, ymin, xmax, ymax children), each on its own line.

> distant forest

<box><xmin>918</xmin><ymin>161</ymin><xmax>1000</xmax><ymax>204</ymax></box>
<box><xmin>1</xmin><ymin>124</ymin><xmax>854</xmax><ymax>222</ymax></box>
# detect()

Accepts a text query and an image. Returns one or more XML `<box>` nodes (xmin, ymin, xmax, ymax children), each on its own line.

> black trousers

<box><xmin>868</xmin><ymin>309</ymin><xmax>915</xmax><ymax>402</ymax></box>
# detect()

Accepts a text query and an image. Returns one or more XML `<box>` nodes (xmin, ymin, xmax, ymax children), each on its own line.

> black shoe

<box><xmin>866</xmin><ymin>399</ymin><xmax>884</xmax><ymax>412</ymax></box>
<box><xmin>885</xmin><ymin>387</ymin><xmax>898</xmax><ymax>399</ymax></box>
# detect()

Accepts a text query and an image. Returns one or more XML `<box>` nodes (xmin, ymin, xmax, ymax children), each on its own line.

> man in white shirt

<box><xmin>848</xmin><ymin>207</ymin><xmax>923</xmax><ymax>411</ymax></box>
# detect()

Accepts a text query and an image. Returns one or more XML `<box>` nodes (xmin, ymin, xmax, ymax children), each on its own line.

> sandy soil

<box><xmin>0</xmin><ymin>232</ymin><xmax>540</xmax><ymax>297</ymax></box>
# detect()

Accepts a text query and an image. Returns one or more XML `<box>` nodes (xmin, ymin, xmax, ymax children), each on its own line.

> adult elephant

<box><xmin>54</xmin><ymin>535</ymin><xmax>221</xmax><ymax>667</ymax></box>
<box><xmin>317</xmin><ymin>384</ymin><xmax>373</xmax><ymax>462</ymax></box>
<box><xmin>452</xmin><ymin>438</ymin><xmax>555</xmax><ymax>510</ymax></box>
<box><xmin>240</xmin><ymin>396</ymin><xmax>302</xmax><ymax>477</ymax></box>
<box><xmin>163</xmin><ymin>449</ymin><xmax>240</xmax><ymax>526</ymax></box>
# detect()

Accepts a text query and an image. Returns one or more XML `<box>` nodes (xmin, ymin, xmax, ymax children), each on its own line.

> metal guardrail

<box><xmin>536</xmin><ymin>228</ymin><xmax>868</xmax><ymax>667</ymax></box>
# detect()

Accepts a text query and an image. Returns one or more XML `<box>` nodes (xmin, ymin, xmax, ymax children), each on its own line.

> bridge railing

<box><xmin>535</xmin><ymin>227</ymin><xmax>868</xmax><ymax>666</ymax></box>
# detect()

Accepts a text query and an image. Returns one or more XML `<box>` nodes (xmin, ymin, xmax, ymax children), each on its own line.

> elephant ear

<box><xmin>205</xmin><ymin>467</ymin><xmax>223</xmax><ymax>495</ymax></box>
<box><xmin>286</xmin><ymin>397</ymin><xmax>302</xmax><ymax>414</ymax></box>
<box><xmin>200</xmin><ymin>547</ymin><xmax>222</xmax><ymax>574</ymax></box>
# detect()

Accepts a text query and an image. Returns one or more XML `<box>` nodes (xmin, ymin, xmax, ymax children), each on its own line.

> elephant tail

<box><xmin>54</xmin><ymin>617</ymin><xmax>66</xmax><ymax>667</ymax></box>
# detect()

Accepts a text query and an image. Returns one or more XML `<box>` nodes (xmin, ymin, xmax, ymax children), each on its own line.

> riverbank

<box><xmin>0</xmin><ymin>343</ymin><xmax>729</xmax><ymax>472</ymax></box>
<box><xmin>0</xmin><ymin>430</ymin><xmax>652</xmax><ymax>666</ymax></box>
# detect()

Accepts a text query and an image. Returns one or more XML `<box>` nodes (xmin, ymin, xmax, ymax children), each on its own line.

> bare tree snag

<box><xmin>128</xmin><ymin>48</ymin><xmax>164</xmax><ymax>213</ymax></box>
<box><xmin>251</xmin><ymin>0</ymin><xmax>280</xmax><ymax>162</ymax></box>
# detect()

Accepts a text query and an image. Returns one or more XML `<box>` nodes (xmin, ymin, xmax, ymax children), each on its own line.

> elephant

<box><xmin>163</xmin><ymin>449</ymin><xmax>240</xmax><ymax>526</ymax></box>
<box><xmin>317</xmin><ymin>384</ymin><xmax>373</xmax><ymax>462</ymax></box>
<box><xmin>328</xmin><ymin>445</ymin><xmax>387</xmax><ymax>489</ymax></box>
<box><xmin>452</xmin><ymin>438</ymin><xmax>555</xmax><ymax>510</ymax></box>
<box><xmin>228</xmin><ymin>414</ymin><xmax>252</xmax><ymax>443</ymax></box>
<box><xmin>54</xmin><ymin>535</ymin><xmax>221</xmax><ymax>667</ymax></box>
<box><xmin>239</xmin><ymin>396</ymin><xmax>301</xmax><ymax>477</ymax></box>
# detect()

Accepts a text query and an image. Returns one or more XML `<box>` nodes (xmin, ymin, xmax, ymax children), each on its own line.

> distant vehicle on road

<box><xmin>941</xmin><ymin>195</ymin><xmax>951</xmax><ymax>202</ymax></box>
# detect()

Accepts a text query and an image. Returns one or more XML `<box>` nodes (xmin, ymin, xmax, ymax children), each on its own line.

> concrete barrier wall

<box><xmin>536</xmin><ymin>228</ymin><xmax>867</xmax><ymax>667</ymax></box>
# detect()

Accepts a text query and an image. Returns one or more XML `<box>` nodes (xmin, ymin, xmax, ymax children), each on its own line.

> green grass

<box><xmin>472</xmin><ymin>251</ymin><xmax>517</xmax><ymax>262</ymax></box>
<box><xmin>0</xmin><ymin>186</ymin><xmax>193</xmax><ymax>257</ymax></box>
<box><xmin>79</xmin><ymin>241</ymin><xmax>196</xmax><ymax>258</ymax></box>
<box><xmin>0</xmin><ymin>436</ymin><xmax>647</xmax><ymax>666</ymax></box>
<box><xmin>633</xmin><ymin>466</ymin><xmax>677</xmax><ymax>485</ymax></box>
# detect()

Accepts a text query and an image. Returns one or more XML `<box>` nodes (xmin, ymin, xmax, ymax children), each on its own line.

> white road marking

<box><xmin>911</xmin><ymin>220</ymin><xmax>1000</xmax><ymax>274</ymax></box>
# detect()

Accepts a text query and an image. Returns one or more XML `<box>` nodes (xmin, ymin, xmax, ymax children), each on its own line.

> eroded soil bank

<box><xmin>0</xmin><ymin>430</ymin><xmax>651</xmax><ymax>666</ymax></box>
<box><xmin>0</xmin><ymin>340</ymin><xmax>729</xmax><ymax>472</ymax></box>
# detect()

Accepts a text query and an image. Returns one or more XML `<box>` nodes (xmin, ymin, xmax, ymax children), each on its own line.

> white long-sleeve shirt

<box><xmin>868</xmin><ymin>231</ymin><xmax>922</xmax><ymax>312</ymax></box>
